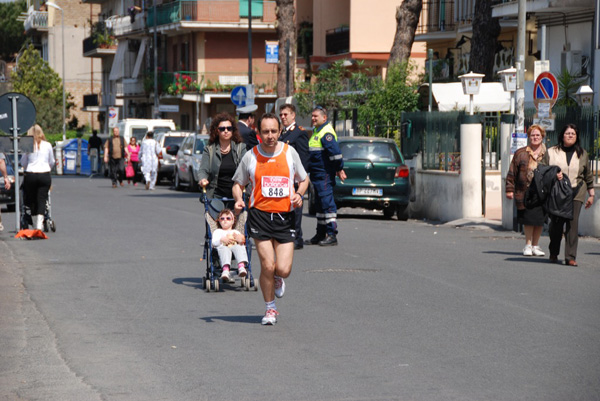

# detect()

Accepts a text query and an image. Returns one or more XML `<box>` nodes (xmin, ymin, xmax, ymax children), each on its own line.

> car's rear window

<box><xmin>194</xmin><ymin>137</ymin><xmax>207</xmax><ymax>154</ymax></box>
<box><xmin>132</xmin><ymin>128</ymin><xmax>147</xmax><ymax>141</ymax></box>
<box><xmin>163</xmin><ymin>136</ymin><xmax>185</xmax><ymax>148</ymax></box>
<box><xmin>154</xmin><ymin>126</ymin><xmax>172</xmax><ymax>135</ymax></box>
<box><xmin>340</xmin><ymin>142</ymin><xmax>401</xmax><ymax>163</ymax></box>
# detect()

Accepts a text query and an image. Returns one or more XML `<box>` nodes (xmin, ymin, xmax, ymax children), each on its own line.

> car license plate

<box><xmin>352</xmin><ymin>187</ymin><xmax>383</xmax><ymax>196</ymax></box>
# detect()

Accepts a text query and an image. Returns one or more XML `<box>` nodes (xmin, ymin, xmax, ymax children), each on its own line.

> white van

<box><xmin>115</xmin><ymin>119</ymin><xmax>176</xmax><ymax>144</ymax></box>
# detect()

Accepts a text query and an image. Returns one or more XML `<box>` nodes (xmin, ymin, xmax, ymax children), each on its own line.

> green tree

<box><xmin>11</xmin><ymin>44</ymin><xmax>70</xmax><ymax>133</ymax></box>
<box><xmin>358</xmin><ymin>62</ymin><xmax>420</xmax><ymax>129</ymax></box>
<box><xmin>0</xmin><ymin>0</ymin><xmax>27</xmax><ymax>61</ymax></box>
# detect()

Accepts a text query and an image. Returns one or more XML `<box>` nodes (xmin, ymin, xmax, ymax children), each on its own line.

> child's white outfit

<box><xmin>212</xmin><ymin>228</ymin><xmax>248</xmax><ymax>266</ymax></box>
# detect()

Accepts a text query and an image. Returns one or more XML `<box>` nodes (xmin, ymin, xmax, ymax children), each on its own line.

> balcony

<box><xmin>24</xmin><ymin>11</ymin><xmax>49</xmax><ymax>34</ymax></box>
<box><xmin>116</xmin><ymin>78</ymin><xmax>146</xmax><ymax>98</ymax></box>
<box><xmin>326</xmin><ymin>27</ymin><xmax>349</xmax><ymax>56</ymax></box>
<box><xmin>83</xmin><ymin>36</ymin><xmax>117</xmax><ymax>57</ymax></box>
<box><xmin>111</xmin><ymin>12</ymin><xmax>147</xmax><ymax>38</ymax></box>
<box><xmin>417</xmin><ymin>0</ymin><xmax>456</xmax><ymax>36</ymax></box>
<box><xmin>147</xmin><ymin>0</ymin><xmax>276</xmax><ymax>30</ymax></box>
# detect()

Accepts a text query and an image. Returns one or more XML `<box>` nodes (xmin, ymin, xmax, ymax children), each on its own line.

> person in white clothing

<box><xmin>211</xmin><ymin>208</ymin><xmax>248</xmax><ymax>282</ymax></box>
<box><xmin>139</xmin><ymin>131</ymin><xmax>161</xmax><ymax>190</ymax></box>
<box><xmin>21</xmin><ymin>124</ymin><xmax>55</xmax><ymax>230</ymax></box>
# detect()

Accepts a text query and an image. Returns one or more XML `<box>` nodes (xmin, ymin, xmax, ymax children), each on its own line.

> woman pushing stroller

<box><xmin>211</xmin><ymin>208</ymin><xmax>248</xmax><ymax>282</ymax></box>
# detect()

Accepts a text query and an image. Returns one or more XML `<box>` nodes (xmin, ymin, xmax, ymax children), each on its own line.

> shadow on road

<box><xmin>199</xmin><ymin>315</ymin><xmax>261</xmax><ymax>324</ymax></box>
<box><xmin>172</xmin><ymin>277</ymin><xmax>203</xmax><ymax>289</ymax></box>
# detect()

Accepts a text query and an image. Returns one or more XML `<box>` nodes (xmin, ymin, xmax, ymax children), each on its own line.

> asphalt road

<box><xmin>1</xmin><ymin>176</ymin><xmax>599</xmax><ymax>401</ymax></box>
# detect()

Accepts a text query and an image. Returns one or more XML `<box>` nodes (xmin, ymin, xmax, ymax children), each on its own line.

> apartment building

<box><xmin>81</xmin><ymin>0</ymin><xmax>428</xmax><ymax>132</ymax></box>
<box><xmin>415</xmin><ymin>0</ymin><xmax>597</xmax><ymax>105</ymax></box>
<box><xmin>23</xmin><ymin>0</ymin><xmax>103</xmax><ymax>129</ymax></box>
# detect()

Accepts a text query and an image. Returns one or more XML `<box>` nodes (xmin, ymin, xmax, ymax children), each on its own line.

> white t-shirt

<box><xmin>22</xmin><ymin>141</ymin><xmax>55</xmax><ymax>173</ymax></box>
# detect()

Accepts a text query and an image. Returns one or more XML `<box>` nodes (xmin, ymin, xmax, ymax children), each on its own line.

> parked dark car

<box><xmin>308</xmin><ymin>136</ymin><xmax>410</xmax><ymax>220</ymax></box>
<box><xmin>0</xmin><ymin>155</ymin><xmax>17</xmax><ymax>212</ymax></box>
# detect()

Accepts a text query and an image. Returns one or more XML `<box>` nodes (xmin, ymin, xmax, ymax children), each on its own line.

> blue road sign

<box><xmin>266</xmin><ymin>42</ymin><xmax>278</xmax><ymax>64</ymax></box>
<box><xmin>231</xmin><ymin>86</ymin><xmax>247</xmax><ymax>107</ymax></box>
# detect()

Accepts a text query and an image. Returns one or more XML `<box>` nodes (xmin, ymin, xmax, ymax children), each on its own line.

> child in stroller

<box><xmin>202</xmin><ymin>195</ymin><xmax>257</xmax><ymax>292</ymax></box>
<box><xmin>212</xmin><ymin>208</ymin><xmax>248</xmax><ymax>282</ymax></box>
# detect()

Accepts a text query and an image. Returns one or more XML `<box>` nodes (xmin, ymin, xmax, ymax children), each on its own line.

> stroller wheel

<box><xmin>50</xmin><ymin>220</ymin><xmax>56</xmax><ymax>232</ymax></box>
<box><xmin>43</xmin><ymin>219</ymin><xmax>50</xmax><ymax>232</ymax></box>
<box><xmin>244</xmin><ymin>277</ymin><xmax>250</xmax><ymax>291</ymax></box>
<box><xmin>240</xmin><ymin>276</ymin><xmax>246</xmax><ymax>288</ymax></box>
<box><xmin>213</xmin><ymin>279</ymin><xmax>220</xmax><ymax>292</ymax></box>
<box><xmin>204</xmin><ymin>278</ymin><xmax>211</xmax><ymax>292</ymax></box>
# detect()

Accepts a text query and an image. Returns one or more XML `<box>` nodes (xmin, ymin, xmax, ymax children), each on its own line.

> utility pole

<box><xmin>515</xmin><ymin>0</ymin><xmax>526</xmax><ymax>133</ymax></box>
<box><xmin>153</xmin><ymin>0</ymin><xmax>159</xmax><ymax>118</ymax></box>
<box><xmin>248</xmin><ymin>1</ymin><xmax>252</xmax><ymax>84</ymax></box>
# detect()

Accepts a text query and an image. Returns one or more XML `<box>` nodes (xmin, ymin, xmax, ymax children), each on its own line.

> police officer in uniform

<box><xmin>237</xmin><ymin>104</ymin><xmax>259</xmax><ymax>152</ymax></box>
<box><xmin>305</xmin><ymin>106</ymin><xmax>346</xmax><ymax>246</ymax></box>
<box><xmin>279</xmin><ymin>103</ymin><xmax>309</xmax><ymax>249</ymax></box>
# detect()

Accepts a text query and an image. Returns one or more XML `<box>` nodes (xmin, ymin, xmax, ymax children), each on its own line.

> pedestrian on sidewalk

<box><xmin>506</xmin><ymin>124</ymin><xmax>547</xmax><ymax>257</ymax></box>
<box><xmin>232</xmin><ymin>113</ymin><xmax>308</xmax><ymax>325</ymax></box>
<box><xmin>21</xmin><ymin>124</ymin><xmax>55</xmax><ymax>230</ymax></box>
<box><xmin>139</xmin><ymin>131</ymin><xmax>161</xmax><ymax>190</ymax></box>
<box><xmin>104</xmin><ymin>127</ymin><xmax>126</xmax><ymax>188</ymax></box>
<box><xmin>541</xmin><ymin>123</ymin><xmax>595</xmax><ymax>266</ymax></box>
<box><xmin>0</xmin><ymin>152</ymin><xmax>12</xmax><ymax>231</ymax></box>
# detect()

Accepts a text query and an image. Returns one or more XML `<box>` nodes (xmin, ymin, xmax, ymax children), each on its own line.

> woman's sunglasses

<box><xmin>218</xmin><ymin>126</ymin><xmax>233</xmax><ymax>132</ymax></box>
<box><xmin>219</xmin><ymin>216</ymin><xmax>233</xmax><ymax>221</ymax></box>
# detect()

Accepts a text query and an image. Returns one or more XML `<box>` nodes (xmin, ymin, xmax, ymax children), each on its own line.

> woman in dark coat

<box><xmin>506</xmin><ymin>124</ymin><xmax>547</xmax><ymax>256</ymax></box>
<box><xmin>541</xmin><ymin>123</ymin><xmax>595</xmax><ymax>266</ymax></box>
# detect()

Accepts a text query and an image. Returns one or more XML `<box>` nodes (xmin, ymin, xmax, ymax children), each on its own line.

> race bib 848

<box><xmin>261</xmin><ymin>176</ymin><xmax>290</xmax><ymax>198</ymax></box>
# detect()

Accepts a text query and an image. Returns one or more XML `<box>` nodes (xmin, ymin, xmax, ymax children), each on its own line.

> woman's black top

<box><xmin>215</xmin><ymin>151</ymin><xmax>235</xmax><ymax>199</ymax></box>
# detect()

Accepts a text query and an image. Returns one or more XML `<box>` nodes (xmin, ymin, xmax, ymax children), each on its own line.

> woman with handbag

<box><xmin>541</xmin><ymin>124</ymin><xmax>595</xmax><ymax>266</ymax></box>
<box><xmin>506</xmin><ymin>124</ymin><xmax>547</xmax><ymax>256</ymax></box>
<box><xmin>125</xmin><ymin>137</ymin><xmax>140</xmax><ymax>186</ymax></box>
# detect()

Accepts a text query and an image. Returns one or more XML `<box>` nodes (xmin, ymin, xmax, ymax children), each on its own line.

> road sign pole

<box><xmin>9</xmin><ymin>95</ymin><xmax>21</xmax><ymax>231</ymax></box>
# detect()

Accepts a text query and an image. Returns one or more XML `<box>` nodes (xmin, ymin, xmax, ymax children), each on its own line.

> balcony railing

<box><xmin>111</xmin><ymin>12</ymin><xmax>147</xmax><ymax>36</ymax></box>
<box><xmin>24</xmin><ymin>11</ymin><xmax>49</xmax><ymax>33</ymax></box>
<box><xmin>326</xmin><ymin>27</ymin><xmax>349</xmax><ymax>55</ymax></box>
<box><xmin>147</xmin><ymin>0</ymin><xmax>276</xmax><ymax>27</ymax></box>
<box><xmin>148</xmin><ymin>71</ymin><xmax>276</xmax><ymax>96</ymax></box>
<box><xmin>417</xmin><ymin>0</ymin><xmax>455</xmax><ymax>34</ymax></box>
<box><xmin>116</xmin><ymin>78</ymin><xmax>145</xmax><ymax>97</ymax></box>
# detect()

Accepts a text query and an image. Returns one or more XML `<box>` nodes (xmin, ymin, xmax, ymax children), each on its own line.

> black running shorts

<box><xmin>247</xmin><ymin>208</ymin><xmax>296</xmax><ymax>243</ymax></box>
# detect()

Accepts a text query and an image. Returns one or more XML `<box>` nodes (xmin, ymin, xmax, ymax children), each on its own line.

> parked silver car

<box><xmin>156</xmin><ymin>131</ymin><xmax>193</xmax><ymax>182</ymax></box>
<box><xmin>169</xmin><ymin>134</ymin><xmax>209</xmax><ymax>191</ymax></box>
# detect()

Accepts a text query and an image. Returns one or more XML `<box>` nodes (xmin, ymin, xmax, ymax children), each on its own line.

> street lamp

<box><xmin>45</xmin><ymin>1</ymin><xmax>66</xmax><ymax>142</ymax></box>
<box><xmin>458</xmin><ymin>71</ymin><xmax>484</xmax><ymax>115</ymax></box>
<box><xmin>575</xmin><ymin>85</ymin><xmax>594</xmax><ymax>107</ymax></box>
<box><xmin>499</xmin><ymin>66</ymin><xmax>517</xmax><ymax>114</ymax></box>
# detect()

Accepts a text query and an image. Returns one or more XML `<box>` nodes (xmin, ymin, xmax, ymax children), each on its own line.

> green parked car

<box><xmin>329</xmin><ymin>136</ymin><xmax>411</xmax><ymax>220</ymax></box>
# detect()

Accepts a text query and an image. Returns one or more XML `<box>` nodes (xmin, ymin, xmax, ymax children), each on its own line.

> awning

<box><xmin>109</xmin><ymin>40</ymin><xmax>127</xmax><ymax>81</ymax></box>
<box><xmin>429</xmin><ymin>82</ymin><xmax>511</xmax><ymax>112</ymax></box>
<box><xmin>131</xmin><ymin>38</ymin><xmax>147</xmax><ymax>79</ymax></box>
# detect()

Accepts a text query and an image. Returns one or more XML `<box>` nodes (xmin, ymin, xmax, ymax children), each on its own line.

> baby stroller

<box><xmin>19</xmin><ymin>185</ymin><xmax>56</xmax><ymax>232</ymax></box>
<box><xmin>201</xmin><ymin>192</ymin><xmax>257</xmax><ymax>292</ymax></box>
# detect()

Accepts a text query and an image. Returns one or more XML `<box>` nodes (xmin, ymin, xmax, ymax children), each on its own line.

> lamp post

<box><xmin>458</xmin><ymin>71</ymin><xmax>484</xmax><ymax>115</ymax></box>
<box><xmin>575</xmin><ymin>85</ymin><xmax>594</xmax><ymax>107</ymax></box>
<box><xmin>499</xmin><ymin>66</ymin><xmax>517</xmax><ymax>113</ymax></box>
<box><xmin>46</xmin><ymin>1</ymin><xmax>66</xmax><ymax>142</ymax></box>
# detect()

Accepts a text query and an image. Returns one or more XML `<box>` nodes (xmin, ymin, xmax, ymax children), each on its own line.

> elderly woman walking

<box><xmin>139</xmin><ymin>131</ymin><xmax>161</xmax><ymax>190</ymax></box>
<box><xmin>506</xmin><ymin>124</ymin><xmax>547</xmax><ymax>256</ymax></box>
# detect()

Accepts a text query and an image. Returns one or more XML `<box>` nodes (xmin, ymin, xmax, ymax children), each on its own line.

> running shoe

<box><xmin>532</xmin><ymin>246</ymin><xmax>545</xmax><ymax>256</ymax></box>
<box><xmin>274</xmin><ymin>276</ymin><xmax>285</xmax><ymax>298</ymax></box>
<box><xmin>221</xmin><ymin>268</ymin><xmax>231</xmax><ymax>282</ymax></box>
<box><xmin>261</xmin><ymin>309</ymin><xmax>279</xmax><ymax>325</ymax></box>
<box><xmin>522</xmin><ymin>245</ymin><xmax>533</xmax><ymax>256</ymax></box>
<box><xmin>238</xmin><ymin>265</ymin><xmax>247</xmax><ymax>277</ymax></box>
